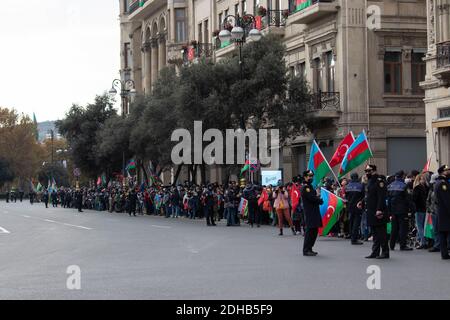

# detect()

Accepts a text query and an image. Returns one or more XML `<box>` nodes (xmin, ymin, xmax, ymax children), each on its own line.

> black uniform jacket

<box><xmin>301</xmin><ymin>182</ymin><xmax>324</xmax><ymax>228</ymax></box>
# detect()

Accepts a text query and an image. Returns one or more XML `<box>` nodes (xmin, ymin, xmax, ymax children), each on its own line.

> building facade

<box><xmin>119</xmin><ymin>0</ymin><xmax>428</xmax><ymax>182</ymax></box>
<box><xmin>421</xmin><ymin>0</ymin><xmax>450</xmax><ymax>171</ymax></box>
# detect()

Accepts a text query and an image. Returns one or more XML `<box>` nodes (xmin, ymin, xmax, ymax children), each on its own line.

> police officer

<box><xmin>19</xmin><ymin>189</ymin><xmax>24</xmax><ymax>202</ymax></box>
<box><xmin>5</xmin><ymin>190</ymin><xmax>9</xmax><ymax>203</ymax></box>
<box><xmin>363</xmin><ymin>164</ymin><xmax>389</xmax><ymax>259</ymax></box>
<box><xmin>42</xmin><ymin>189</ymin><xmax>49</xmax><ymax>208</ymax></box>
<box><xmin>76</xmin><ymin>189</ymin><xmax>83</xmax><ymax>213</ymax></box>
<box><xmin>301</xmin><ymin>170</ymin><xmax>323</xmax><ymax>256</ymax></box>
<box><xmin>435</xmin><ymin>165</ymin><xmax>450</xmax><ymax>260</ymax></box>
<box><xmin>387</xmin><ymin>170</ymin><xmax>415</xmax><ymax>251</ymax></box>
<box><xmin>346</xmin><ymin>173</ymin><xmax>365</xmax><ymax>245</ymax></box>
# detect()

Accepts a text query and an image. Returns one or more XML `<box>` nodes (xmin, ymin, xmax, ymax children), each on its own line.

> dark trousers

<box><xmin>303</xmin><ymin>227</ymin><xmax>319</xmax><ymax>253</ymax></box>
<box><xmin>247</xmin><ymin>200</ymin><xmax>259</xmax><ymax>226</ymax></box>
<box><xmin>205</xmin><ymin>206</ymin><xmax>215</xmax><ymax>225</ymax></box>
<box><xmin>440</xmin><ymin>232</ymin><xmax>450</xmax><ymax>258</ymax></box>
<box><xmin>371</xmin><ymin>224</ymin><xmax>389</xmax><ymax>256</ymax></box>
<box><xmin>390</xmin><ymin>214</ymin><xmax>409</xmax><ymax>249</ymax></box>
<box><xmin>349</xmin><ymin>210</ymin><xmax>362</xmax><ymax>242</ymax></box>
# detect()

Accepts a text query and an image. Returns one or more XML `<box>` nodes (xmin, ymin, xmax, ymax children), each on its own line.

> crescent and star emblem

<box><xmin>338</xmin><ymin>144</ymin><xmax>349</xmax><ymax>157</ymax></box>
<box><xmin>326</xmin><ymin>206</ymin><xmax>335</xmax><ymax>219</ymax></box>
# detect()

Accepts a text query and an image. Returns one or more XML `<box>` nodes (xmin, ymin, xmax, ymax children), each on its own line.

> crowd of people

<box><xmin>4</xmin><ymin>164</ymin><xmax>450</xmax><ymax>259</ymax></box>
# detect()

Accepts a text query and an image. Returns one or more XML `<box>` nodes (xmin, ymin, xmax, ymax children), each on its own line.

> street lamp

<box><xmin>219</xmin><ymin>14</ymin><xmax>261</xmax><ymax>184</ymax></box>
<box><xmin>109</xmin><ymin>79</ymin><xmax>136</xmax><ymax>116</ymax></box>
<box><xmin>108</xmin><ymin>79</ymin><xmax>136</xmax><ymax>186</ymax></box>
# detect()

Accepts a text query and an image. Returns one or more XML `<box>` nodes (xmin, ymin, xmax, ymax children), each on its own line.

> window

<box><xmin>326</xmin><ymin>52</ymin><xmax>335</xmax><ymax>92</ymax></box>
<box><xmin>289</xmin><ymin>66</ymin><xmax>295</xmax><ymax>78</ymax></box>
<box><xmin>225</xmin><ymin>9</ymin><xmax>229</xmax><ymax>18</ymax></box>
<box><xmin>242</xmin><ymin>0</ymin><xmax>247</xmax><ymax>15</ymax></box>
<box><xmin>296</xmin><ymin>62</ymin><xmax>306</xmax><ymax>79</ymax></box>
<box><xmin>124</xmin><ymin>0</ymin><xmax>129</xmax><ymax>13</ymax></box>
<box><xmin>175</xmin><ymin>8</ymin><xmax>187</xmax><ymax>43</ymax></box>
<box><xmin>198</xmin><ymin>22</ymin><xmax>202</xmax><ymax>42</ymax></box>
<box><xmin>313</xmin><ymin>58</ymin><xmax>322</xmax><ymax>93</ymax></box>
<box><xmin>411</xmin><ymin>52</ymin><xmax>425</xmax><ymax>94</ymax></box>
<box><xmin>218</xmin><ymin>12</ymin><xmax>223</xmax><ymax>29</ymax></box>
<box><xmin>384</xmin><ymin>51</ymin><xmax>402</xmax><ymax>94</ymax></box>
<box><xmin>235</xmin><ymin>3</ymin><xmax>239</xmax><ymax>16</ymax></box>
<box><xmin>124</xmin><ymin>43</ymin><xmax>131</xmax><ymax>69</ymax></box>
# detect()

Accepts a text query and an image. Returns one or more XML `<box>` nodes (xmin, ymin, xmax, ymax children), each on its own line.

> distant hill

<box><xmin>37</xmin><ymin>121</ymin><xmax>58</xmax><ymax>142</ymax></box>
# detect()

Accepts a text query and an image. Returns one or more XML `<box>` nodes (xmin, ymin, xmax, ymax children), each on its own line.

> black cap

<box><xmin>395</xmin><ymin>170</ymin><xmax>405</xmax><ymax>178</ymax></box>
<box><xmin>350</xmin><ymin>172</ymin><xmax>359</xmax><ymax>180</ymax></box>
<box><xmin>438</xmin><ymin>165</ymin><xmax>450</xmax><ymax>174</ymax></box>
<box><xmin>365</xmin><ymin>164</ymin><xmax>377</xmax><ymax>172</ymax></box>
<box><xmin>303</xmin><ymin>170</ymin><xmax>314</xmax><ymax>177</ymax></box>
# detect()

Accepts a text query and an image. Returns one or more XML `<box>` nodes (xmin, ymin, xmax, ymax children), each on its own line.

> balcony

<box><xmin>183</xmin><ymin>43</ymin><xmax>213</xmax><ymax>64</ymax></box>
<box><xmin>288</xmin><ymin>0</ymin><xmax>338</xmax><ymax>25</ymax></box>
<box><xmin>306</xmin><ymin>91</ymin><xmax>341</xmax><ymax>119</ymax></box>
<box><xmin>433</xmin><ymin>42</ymin><xmax>450</xmax><ymax>81</ymax></box>
<box><xmin>128</xmin><ymin>0</ymin><xmax>165</xmax><ymax>20</ymax></box>
<box><xmin>128</xmin><ymin>0</ymin><xmax>146</xmax><ymax>15</ymax></box>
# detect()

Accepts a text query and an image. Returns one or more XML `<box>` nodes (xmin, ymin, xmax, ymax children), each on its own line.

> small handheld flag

<box><xmin>424</xmin><ymin>212</ymin><xmax>434</xmax><ymax>239</ymax></box>
<box><xmin>319</xmin><ymin>188</ymin><xmax>344</xmax><ymax>236</ymax></box>
<box><xmin>238</xmin><ymin>198</ymin><xmax>248</xmax><ymax>217</ymax></box>
<box><xmin>308</xmin><ymin>140</ymin><xmax>332</xmax><ymax>188</ymax></box>
<box><xmin>329</xmin><ymin>132</ymin><xmax>355</xmax><ymax>168</ymax></box>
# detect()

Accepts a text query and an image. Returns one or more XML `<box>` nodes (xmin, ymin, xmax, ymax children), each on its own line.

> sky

<box><xmin>0</xmin><ymin>0</ymin><xmax>121</xmax><ymax>122</ymax></box>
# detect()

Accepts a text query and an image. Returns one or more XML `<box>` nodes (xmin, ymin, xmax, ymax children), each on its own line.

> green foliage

<box><xmin>37</xmin><ymin>163</ymin><xmax>70</xmax><ymax>187</ymax></box>
<box><xmin>0</xmin><ymin>157</ymin><xmax>14</xmax><ymax>188</ymax></box>
<box><xmin>56</xmin><ymin>95</ymin><xmax>117</xmax><ymax>178</ymax></box>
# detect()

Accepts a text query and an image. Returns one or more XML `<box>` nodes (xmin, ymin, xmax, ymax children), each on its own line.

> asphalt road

<box><xmin>0</xmin><ymin>201</ymin><xmax>449</xmax><ymax>300</ymax></box>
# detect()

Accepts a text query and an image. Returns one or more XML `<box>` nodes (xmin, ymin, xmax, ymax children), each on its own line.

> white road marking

<box><xmin>0</xmin><ymin>226</ymin><xmax>11</xmax><ymax>234</ymax></box>
<box><xmin>151</xmin><ymin>225</ymin><xmax>171</xmax><ymax>229</ymax></box>
<box><xmin>44</xmin><ymin>219</ymin><xmax>56</xmax><ymax>223</ymax></box>
<box><xmin>23</xmin><ymin>215</ymin><xmax>31</xmax><ymax>218</ymax></box>
<box><xmin>63</xmin><ymin>223</ymin><xmax>92</xmax><ymax>230</ymax></box>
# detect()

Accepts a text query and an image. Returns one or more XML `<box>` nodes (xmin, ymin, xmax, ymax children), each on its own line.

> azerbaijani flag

<box><xmin>339</xmin><ymin>131</ymin><xmax>373</xmax><ymax>178</ymax></box>
<box><xmin>240</xmin><ymin>159</ymin><xmax>259</xmax><ymax>176</ymax></box>
<box><xmin>308</xmin><ymin>140</ymin><xmax>332</xmax><ymax>188</ymax></box>
<box><xmin>319</xmin><ymin>188</ymin><xmax>344</xmax><ymax>236</ymax></box>
<box><xmin>295</xmin><ymin>0</ymin><xmax>312</xmax><ymax>12</ymax></box>
<box><xmin>36</xmin><ymin>182</ymin><xmax>43</xmax><ymax>192</ymax></box>
<box><xmin>126</xmin><ymin>159</ymin><xmax>137</xmax><ymax>171</ymax></box>
<box><xmin>329</xmin><ymin>132</ymin><xmax>355</xmax><ymax>168</ymax></box>
<box><xmin>424</xmin><ymin>212</ymin><xmax>434</xmax><ymax>239</ymax></box>
<box><xmin>238</xmin><ymin>198</ymin><xmax>248</xmax><ymax>217</ymax></box>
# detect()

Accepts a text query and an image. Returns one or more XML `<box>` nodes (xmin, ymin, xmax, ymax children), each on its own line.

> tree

<box><xmin>0</xmin><ymin>107</ymin><xmax>43</xmax><ymax>189</ymax></box>
<box><xmin>56</xmin><ymin>95</ymin><xmax>117</xmax><ymax>179</ymax></box>
<box><xmin>37</xmin><ymin>163</ymin><xmax>70</xmax><ymax>188</ymax></box>
<box><xmin>0</xmin><ymin>157</ymin><xmax>14</xmax><ymax>188</ymax></box>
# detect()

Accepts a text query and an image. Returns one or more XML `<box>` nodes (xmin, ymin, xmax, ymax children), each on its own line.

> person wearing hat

<box><xmin>387</xmin><ymin>170</ymin><xmax>415</xmax><ymax>251</ymax></box>
<box><xmin>300</xmin><ymin>170</ymin><xmax>324</xmax><ymax>256</ymax></box>
<box><xmin>346</xmin><ymin>172</ymin><xmax>365</xmax><ymax>245</ymax></box>
<box><xmin>363</xmin><ymin>164</ymin><xmax>389</xmax><ymax>259</ymax></box>
<box><xmin>435</xmin><ymin>165</ymin><xmax>450</xmax><ymax>259</ymax></box>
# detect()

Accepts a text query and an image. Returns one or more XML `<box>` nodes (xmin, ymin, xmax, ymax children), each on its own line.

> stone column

<box><xmin>143</xmin><ymin>42</ymin><xmax>152</xmax><ymax>94</ymax></box>
<box><xmin>159</xmin><ymin>33</ymin><xmax>167</xmax><ymax>71</ymax></box>
<box><xmin>402</xmin><ymin>48</ymin><xmax>412</xmax><ymax>95</ymax></box>
<box><xmin>442</xmin><ymin>0</ymin><xmax>449</xmax><ymax>41</ymax></box>
<box><xmin>151</xmin><ymin>37</ymin><xmax>159</xmax><ymax>86</ymax></box>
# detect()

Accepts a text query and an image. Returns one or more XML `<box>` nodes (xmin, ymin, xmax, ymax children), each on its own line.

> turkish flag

<box><xmin>329</xmin><ymin>132</ymin><xmax>355</xmax><ymax>168</ymax></box>
<box><xmin>188</xmin><ymin>47</ymin><xmax>195</xmax><ymax>61</ymax></box>
<box><xmin>290</xmin><ymin>183</ymin><xmax>301</xmax><ymax>213</ymax></box>
<box><xmin>255</xmin><ymin>16</ymin><xmax>262</xmax><ymax>31</ymax></box>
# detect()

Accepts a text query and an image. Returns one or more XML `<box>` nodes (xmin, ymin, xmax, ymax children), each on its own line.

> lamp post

<box><xmin>108</xmin><ymin>79</ymin><xmax>136</xmax><ymax>186</ymax></box>
<box><xmin>219</xmin><ymin>15</ymin><xmax>261</xmax><ymax>184</ymax></box>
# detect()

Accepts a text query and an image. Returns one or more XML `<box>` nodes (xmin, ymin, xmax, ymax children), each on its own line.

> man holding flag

<box><xmin>301</xmin><ymin>170</ymin><xmax>323</xmax><ymax>256</ymax></box>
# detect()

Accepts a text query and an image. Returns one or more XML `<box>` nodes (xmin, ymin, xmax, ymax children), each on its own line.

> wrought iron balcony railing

<box><xmin>437</xmin><ymin>42</ymin><xmax>450</xmax><ymax>69</ymax></box>
<box><xmin>128</xmin><ymin>0</ymin><xmax>147</xmax><ymax>14</ymax></box>
<box><xmin>183</xmin><ymin>43</ymin><xmax>213</xmax><ymax>62</ymax></box>
<box><xmin>307</xmin><ymin>91</ymin><xmax>340</xmax><ymax>112</ymax></box>
<box><xmin>267</xmin><ymin>10</ymin><xmax>288</xmax><ymax>27</ymax></box>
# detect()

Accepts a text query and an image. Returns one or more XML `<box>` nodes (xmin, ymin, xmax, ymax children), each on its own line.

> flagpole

<box><xmin>316</xmin><ymin>140</ymin><xmax>341</xmax><ymax>188</ymax></box>
<box><xmin>362</xmin><ymin>129</ymin><xmax>374</xmax><ymax>164</ymax></box>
